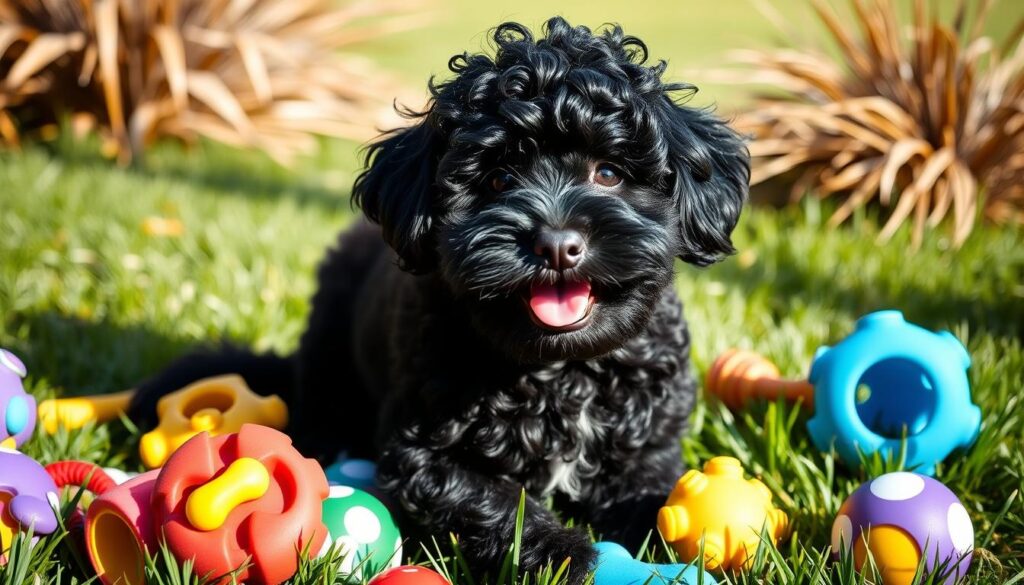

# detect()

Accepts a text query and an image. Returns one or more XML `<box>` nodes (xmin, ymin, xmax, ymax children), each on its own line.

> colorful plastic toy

<box><xmin>86</xmin><ymin>470</ymin><xmax>160</xmax><ymax>585</ymax></box>
<box><xmin>37</xmin><ymin>375</ymin><xmax>288</xmax><ymax>469</ymax></box>
<box><xmin>0</xmin><ymin>349</ymin><xmax>35</xmax><ymax>449</ymax></box>
<box><xmin>706</xmin><ymin>349</ymin><xmax>815</xmax><ymax>411</ymax></box>
<box><xmin>593</xmin><ymin>542</ymin><xmax>716</xmax><ymax>585</ymax></box>
<box><xmin>46</xmin><ymin>461</ymin><xmax>117</xmax><ymax>496</ymax></box>
<box><xmin>706</xmin><ymin>311</ymin><xmax>981</xmax><ymax>475</ymax></box>
<box><xmin>139</xmin><ymin>375</ymin><xmax>288</xmax><ymax>468</ymax></box>
<box><xmin>320</xmin><ymin>485</ymin><xmax>402</xmax><ymax>575</ymax></box>
<box><xmin>325</xmin><ymin>459</ymin><xmax>378</xmax><ymax>490</ymax></box>
<box><xmin>37</xmin><ymin>390</ymin><xmax>134</xmax><ymax>435</ymax></box>
<box><xmin>85</xmin><ymin>424</ymin><xmax>328</xmax><ymax>585</ymax></box>
<box><xmin>324</xmin><ymin>457</ymin><xmax>398</xmax><ymax>509</ymax></box>
<box><xmin>657</xmin><ymin>456</ymin><xmax>789</xmax><ymax>571</ymax></box>
<box><xmin>368</xmin><ymin>565</ymin><xmax>449</xmax><ymax>585</ymax></box>
<box><xmin>832</xmin><ymin>472</ymin><xmax>974</xmax><ymax>585</ymax></box>
<box><xmin>46</xmin><ymin>460</ymin><xmax>116</xmax><ymax>512</ymax></box>
<box><xmin>0</xmin><ymin>448</ymin><xmax>60</xmax><ymax>561</ymax></box>
<box><xmin>45</xmin><ymin>461</ymin><xmax>117</xmax><ymax>556</ymax></box>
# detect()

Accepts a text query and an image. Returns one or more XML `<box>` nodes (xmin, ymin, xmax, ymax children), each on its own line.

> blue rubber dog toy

<box><xmin>593</xmin><ymin>542</ymin><xmax>715</xmax><ymax>585</ymax></box>
<box><xmin>806</xmin><ymin>310</ymin><xmax>981</xmax><ymax>475</ymax></box>
<box><xmin>324</xmin><ymin>458</ymin><xmax>377</xmax><ymax>490</ymax></box>
<box><xmin>323</xmin><ymin>457</ymin><xmax>400</xmax><ymax>510</ymax></box>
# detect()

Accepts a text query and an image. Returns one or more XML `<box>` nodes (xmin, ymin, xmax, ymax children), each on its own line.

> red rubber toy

<box><xmin>369</xmin><ymin>566</ymin><xmax>450</xmax><ymax>585</ymax></box>
<box><xmin>85</xmin><ymin>424</ymin><xmax>329</xmax><ymax>585</ymax></box>
<box><xmin>46</xmin><ymin>461</ymin><xmax>117</xmax><ymax>557</ymax></box>
<box><xmin>154</xmin><ymin>424</ymin><xmax>328</xmax><ymax>585</ymax></box>
<box><xmin>86</xmin><ymin>470</ymin><xmax>160</xmax><ymax>585</ymax></box>
<box><xmin>46</xmin><ymin>461</ymin><xmax>117</xmax><ymax>496</ymax></box>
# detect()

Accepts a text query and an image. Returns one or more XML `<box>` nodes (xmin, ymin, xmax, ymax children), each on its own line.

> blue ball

<box><xmin>324</xmin><ymin>458</ymin><xmax>378</xmax><ymax>490</ymax></box>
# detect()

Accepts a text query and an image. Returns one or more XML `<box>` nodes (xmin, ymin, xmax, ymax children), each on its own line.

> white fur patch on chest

<box><xmin>542</xmin><ymin>397</ymin><xmax>602</xmax><ymax>498</ymax></box>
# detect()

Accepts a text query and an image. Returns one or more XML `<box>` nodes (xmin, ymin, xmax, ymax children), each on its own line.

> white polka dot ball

<box><xmin>832</xmin><ymin>472</ymin><xmax>974</xmax><ymax>585</ymax></box>
<box><xmin>321</xmin><ymin>487</ymin><xmax>402</xmax><ymax>576</ymax></box>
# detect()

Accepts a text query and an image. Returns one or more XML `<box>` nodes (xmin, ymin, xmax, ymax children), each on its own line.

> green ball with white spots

<box><xmin>320</xmin><ymin>485</ymin><xmax>402</xmax><ymax>575</ymax></box>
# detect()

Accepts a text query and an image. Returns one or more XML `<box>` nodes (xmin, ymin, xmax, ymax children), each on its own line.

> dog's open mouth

<box><xmin>526</xmin><ymin>280</ymin><xmax>595</xmax><ymax>331</ymax></box>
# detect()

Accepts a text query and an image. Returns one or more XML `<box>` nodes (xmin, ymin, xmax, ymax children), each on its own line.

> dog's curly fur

<box><xmin>128</xmin><ymin>17</ymin><xmax>748</xmax><ymax>584</ymax></box>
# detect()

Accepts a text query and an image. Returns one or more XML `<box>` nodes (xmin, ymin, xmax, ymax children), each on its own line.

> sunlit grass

<box><xmin>2</xmin><ymin>137</ymin><xmax>1021</xmax><ymax>583</ymax></box>
<box><xmin>1</xmin><ymin>2</ymin><xmax>1022</xmax><ymax>581</ymax></box>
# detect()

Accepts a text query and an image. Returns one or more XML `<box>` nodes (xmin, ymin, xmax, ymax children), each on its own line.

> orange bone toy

<box><xmin>705</xmin><ymin>349</ymin><xmax>814</xmax><ymax>411</ymax></box>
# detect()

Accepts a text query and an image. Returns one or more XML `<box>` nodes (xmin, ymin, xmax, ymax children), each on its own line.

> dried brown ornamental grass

<box><xmin>719</xmin><ymin>0</ymin><xmax>1024</xmax><ymax>247</ymax></box>
<box><xmin>0</xmin><ymin>0</ymin><xmax>426</xmax><ymax>164</ymax></box>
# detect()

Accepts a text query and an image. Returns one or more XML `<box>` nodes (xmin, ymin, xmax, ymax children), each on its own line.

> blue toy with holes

<box><xmin>806</xmin><ymin>311</ymin><xmax>981</xmax><ymax>475</ymax></box>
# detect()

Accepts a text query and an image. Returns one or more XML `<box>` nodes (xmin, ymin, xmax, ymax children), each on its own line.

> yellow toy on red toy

<box><xmin>657</xmin><ymin>456</ymin><xmax>789</xmax><ymax>571</ymax></box>
<box><xmin>86</xmin><ymin>424</ymin><xmax>327</xmax><ymax>585</ymax></box>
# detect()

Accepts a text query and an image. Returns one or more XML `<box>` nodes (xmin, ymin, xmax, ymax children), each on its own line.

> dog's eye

<box><xmin>594</xmin><ymin>164</ymin><xmax>623</xmax><ymax>187</ymax></box>
<box><xmin>490</xmin><ymin>171</ymin><xmax>515</xmax><ymax>193</ymax></box>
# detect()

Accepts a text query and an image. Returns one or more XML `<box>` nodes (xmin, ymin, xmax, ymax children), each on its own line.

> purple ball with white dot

<box><xmin>832</xmin><ymin>472</ymin><xmax>974</xmax><ymax>584</ymax></box>
<box><xmin>0</xmin><ymin>448</ymin><xmax>60</xmax><ymax>537</ymax></box>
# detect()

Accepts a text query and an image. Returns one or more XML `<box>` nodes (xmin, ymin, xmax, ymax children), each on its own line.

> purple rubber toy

<box><xmin>832</xmin><ymin>472</ymin><xmax>974</xmax><ymax>584</ymax></box>
<box><xmin>0</xmin><ymin>349</ymin><xmax>35</xmax><ymax>449</ymax></box>
<box><xmin>0</xmin><ymin>448</ymin><xmax>61</xmax><ymax>538</ymax></box>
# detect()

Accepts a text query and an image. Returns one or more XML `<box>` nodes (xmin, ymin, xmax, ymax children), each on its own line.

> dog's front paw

<box><xmin>520</xmin><ymin>525</ymin><xmax>596</xmax><ymax>585</ymax></box>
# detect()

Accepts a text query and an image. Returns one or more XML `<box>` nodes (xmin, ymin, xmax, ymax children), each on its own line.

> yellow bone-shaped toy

<box><xmin>657</xmin><ymin>456</ymin><xmax>790</xmax><ymax>571</ymax></box>
<box><xmin>38</xmin><ymin>390</ymin><xmax>135</xmax><ymax>434</ymax></box>
<box><xmin>185</xmin><ymin>457</ymin><xmax>270</xmax><ymax>531</ymax></box>
<box><xmin>139</xmin><ymin>375</ymin><xmax>288</xmax><ymax>468</ymax></box>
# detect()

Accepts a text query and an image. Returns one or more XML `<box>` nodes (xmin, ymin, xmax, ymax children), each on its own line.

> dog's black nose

<box><xmin>533</xmin><ymin>229</ymin><xmax>586</xmax><ymax>271</ymax></box>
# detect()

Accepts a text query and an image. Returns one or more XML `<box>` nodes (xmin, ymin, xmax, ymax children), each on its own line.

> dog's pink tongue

<box><xmin>529</xmin><ymin>281</ymin><xmax>592</xmax><ymax>328</ymax></box>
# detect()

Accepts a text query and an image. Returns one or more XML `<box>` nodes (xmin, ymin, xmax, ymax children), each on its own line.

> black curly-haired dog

<box><xmin>128</xmin><ymin>17</ymin><xmax>748</xmax><ymax>583</ymax></box>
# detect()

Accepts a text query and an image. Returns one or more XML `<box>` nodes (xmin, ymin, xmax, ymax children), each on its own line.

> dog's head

<box><xmin>354</xmin><ymin>17</ymin><xmax>748</xmax><ymax>362</ymax></box>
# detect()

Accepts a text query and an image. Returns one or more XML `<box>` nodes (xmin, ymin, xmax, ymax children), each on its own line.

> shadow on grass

<box><xmin>6</xmin><ymin>311</ymin><xmax>204</xmax><ymax>397</ymax></box>
<box><xmin>710</xmin><ymin>250</ymin><xmax>1023</xmax><ymax>340</ymax></box>
<box><xmin>141</xmin><ymin>156</ymin><xmax>354</xmax><ymax>212</ymax></box>
<box><xmin>40</xmin><ymin>136</ymin><xmax>359</xmax><ymax>213</ymax></box>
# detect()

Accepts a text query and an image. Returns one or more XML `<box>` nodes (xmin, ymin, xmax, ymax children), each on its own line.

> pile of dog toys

<box><xmin>0</xmin><ymin>350</ymin><xmax>436</xmax><ymax>585</ymax></box>
<box><xmin>692</xmin><ymin>311</ymin><xmax>978</xmax><ymax>585</ymax></box>
<box><xmin>2</xmin><ymin>310</ymin><xmax>981</xmax><ymax>585</ymax></box>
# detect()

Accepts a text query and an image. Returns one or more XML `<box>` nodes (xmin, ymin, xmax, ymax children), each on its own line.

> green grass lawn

<box><xmin>2</xmin><ymin>1</ymin><xmax>1024</xmax><ymax>584</ymax></box>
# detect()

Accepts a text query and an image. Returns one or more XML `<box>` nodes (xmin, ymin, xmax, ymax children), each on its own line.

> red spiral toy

<box><xmin>44</xmin><ymin>461</ymin><xmax>116</xmax><ymax>548</ymax></box>
<box><xmin>45</xmin><ymin>461</ymin><xmax>117</xmax><ymax>496</ymax></box>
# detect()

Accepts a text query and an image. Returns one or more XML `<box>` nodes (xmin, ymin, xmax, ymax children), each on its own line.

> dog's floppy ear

<box><xmin>658</xmin><ymin>98</ymin><xmax>749</xmax><ymax>266</ymax></box>
<box><xmin>353</xmin><ymin>118</ymin><xmax>441</xmax><ymax>272</ymax></box>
